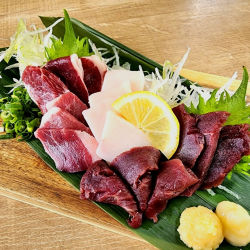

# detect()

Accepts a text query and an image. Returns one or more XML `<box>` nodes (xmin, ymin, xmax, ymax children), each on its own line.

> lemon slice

<box><xmin>112</xmin><ymin>91</ymin><xmax>179</xmax><ymax>158</ymax></box>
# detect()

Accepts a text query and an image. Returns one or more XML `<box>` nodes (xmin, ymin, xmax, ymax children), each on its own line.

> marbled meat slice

<box><xmin>80</xmin><ymin>160</ymin><xmax>142</xmax><ymax>228</ymax></box>
<box><xmin>22</xmin><ymin>66</ymin><xmax>69</xmax><ymax>114</ymax></box>
<box><xmin>35</xmin><ymin>128</ymin><xmax>100</xmax><ymax>173</ymax></box>
<box><xmin>181</xmin><ymin>111</ymin><xmax>230</xmax><ymax>197</ymax></box>
<box><xmin>80</xmin><ymin>55</ymin><xmax>107</xmax><ymax>96</ymax></box>
<box><xmin>46</xmin><ymin>92</ymin><xmax>88</xmax><ymax>125</ymax></box>
<box><xmin>145</xmin><ymin>159</ymin><xmax>198</xmax><ymax>223</ymax></box>
<box><xmin>40</xmin><ymin>107</ymin><xmax>92</xmax><ymax>135</ymax></box>
<box><xmin>201</xmin><ymin>124</ymin><xmax>250</xmax><ymax>189</ymax></box>
<box><xmin>46</xmin><ymin>54</ymin><xmax>89</xmax><ymax>105</ymax></box>
<box><xmin>172</xmin><ymin>104</ymin><xmax>204</xmax><ymax>168</ymax></box>
<box><xmin>110</xmin><ymin>146</ymin><xmax>161</xmax><ymax>212</ymax></box>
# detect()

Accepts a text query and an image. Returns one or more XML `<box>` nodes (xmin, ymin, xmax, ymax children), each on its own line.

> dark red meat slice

<box><xmin>80</xmin><ymin>160</ymin><xmax>142</xmax><ymax>228</ymax></box>
<box><xmin>181</xmin><ymin>111</ymin><xmax>230</xmax><ymax>197</ymax></box>
<box><xmin>46</xmin><ymin>54</ymin><xmax>89</xmax><ymax>105</ymax></box>
<box><xmin>110</xmin><ymin>146</ymin><xmax>161</xmax><ymax>212</ymax></box>
<box><xmin>145</xmin><ymin>159</ymin><xmax>198</xmax><ymax>223</ymax></box>
<box><xmin>35</xmin><ymin>128</ymin><xmax>100</xmax><ymax>173</ymax></box>
<box><xmin>80</xmin><ymin>55</ymin><xmax>107</xmax><ymax>96</ymax></box>
<box><xmin>40</xmin><ymin>107</ymin><xmax>92</xmax><ymax>135</ymax></box>
<box><xmin>201</xmin><ymin>124</ymin><xmax>250</xmax><ymax>189</ymax></box>
<box><xmin>46</xmin><ymin>92</ymin><xmax>88</xmax><ymax>125</ymax></box>
<box><xmin>172</xmin><ymin>104</ymin><xmax>204</xmax><ymax>168</ymax></box>
<box><xmin>22</xmin><ymin>66</ymin><xmax>69</xmax><ymax>114</ymax></box>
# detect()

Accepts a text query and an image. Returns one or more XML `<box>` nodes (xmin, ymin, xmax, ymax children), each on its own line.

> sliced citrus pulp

<box><xmin>112</xmin><ymin>91</ymin><xmax>180</xmax><ymax>158</ymax></box>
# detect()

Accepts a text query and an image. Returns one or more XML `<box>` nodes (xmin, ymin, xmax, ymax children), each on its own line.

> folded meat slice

<box><xmin>46</xmin><ymin>54</ymin><xmax>89</xmax><ymax>105</ymax></box>
<box><xmin>201</xmin><ymin>124</ymin><xmax>250</xmax><ymax>189</ymax></box>
<box><xmin>80</xmin><ymin>160</ymin><xmax>142</xmax><ymax>228</ymax></box>
<box><xmin>145</xmin><ymin>159</ymin><xmax>199</xmax><ymax>223</ymax></box>
<box><xmin>88</xmin><ymin>81</ymin><xmax>132</xmax><ymax>107</ymax></box>
<box><xmin>35</xmin><ymin>128</ymin><xmax>100</xmax><ymax>173</ymax></box>
<box><xmin>83</xmin><ymin>98</ymin><xmax>115</xmax><ymax>143</ymax></box>
<box><xmin>80</xmin><ymin>55</ymin><xmax>107</xmax><ymax>96</ymax></box>
<box><xmin>96</xmin><ymin>111</ymin><xmax>151</xmax><ymax>163</ymax></box>
<box><xmin>181</xmin><ymin>111</ymin><xmax>230</xmax><ymax>197</ymax></box>
<box><xmin>172</xmin><ymin>104</ymin><xmax>204</xmax><ymax>168</ymax></box>
<box><xmin>101</xmin><ymin>70</ymin><xmax>145</xmax><ymax>92</ymax></box>
<box><xmin>40</xmin><ymin>107</ymin><xmax>92</xmax><ymax>135</ymax></box>
<box><xmin>22</xmin><ymin>66</ymin><xmax>69</xmax><ymax>114</ymax></box>
<box><xmin>46</xmin><ymin>92</ymin><xmax>88</xmax><ymax>125</ymax></box>
<box><xmin>110</xmin><ymin>146</ymin><xmax>161</xmax><ymax>212</ymax></box>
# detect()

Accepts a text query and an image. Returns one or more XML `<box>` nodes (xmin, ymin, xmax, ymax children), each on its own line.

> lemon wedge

<box><xmin>112</xmin><ymin>91</ymin><xmax>179</xmax><ymax>158</ymax></box>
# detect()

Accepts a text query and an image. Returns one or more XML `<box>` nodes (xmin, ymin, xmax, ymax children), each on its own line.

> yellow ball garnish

<box><xmin>216</xmin><ymin>201</ymin><xmax>250</xmax><ymax>247</ymax></box>
<box><xmin>178</xmin><ymin>206</ymin><xmax>224</xmax><ymax>250</ymax></box>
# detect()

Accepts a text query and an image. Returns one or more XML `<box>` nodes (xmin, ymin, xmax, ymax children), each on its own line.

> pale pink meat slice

<box><xmin>101</xmin><ymin>70</ymin><xmax>145</xmax><ymax>92</ymax></box>
<box><xmin>22</xmin><ymin>66</ymin><xmax>69</xmax><ymax>114</ymax></box>
<box><xmin>96</xmin><ymin>111</ymin><xmax>151</xmax><ymax>163</ymax></box>
<box><xmin>35</xmin><ymin>128</ymin><xmax>100</xmax><ymax>173</ymax></box>
<box><xmin>88</xmin><ymin>81</ymin><xmax>132</xmax><ymax>107</ymax></box>
<box><xmin>83</xmin><ymin>98</ymin><xmax>115</xmax><ymax>142</ymax></box>
<box><xmin>80</xmin><ymin>55</ymin><xmax>107</xmax><ymax>95</ymax></box>
<box><xmin>40</xmin><ymin>107</ymin><xmax>92</xmax><ymax>135</ymax></box>
<box><xmin>46</xmin><ymin>92</ymin><xmax>88</xmax><ymax>125</ymax></box>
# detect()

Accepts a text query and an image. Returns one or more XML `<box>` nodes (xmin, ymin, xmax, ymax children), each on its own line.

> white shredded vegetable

<box><xmin>145</xmin><ymin>47</ymin><xmax>191</xmax><ymax>108</ymax></box>
<box><xmin>206</xmin><ymin>189</ymin><xmax>216</xmax><ymax>196</ymax></box>
<box><xmin>217</xmin><ymin>185</ymin><xmax>241</xmax><ymax>200</ymax></box>
<box><xmin>0</xmin><ymin>17</ymin><xmax>63</xmax><ymax>90</ymax></box>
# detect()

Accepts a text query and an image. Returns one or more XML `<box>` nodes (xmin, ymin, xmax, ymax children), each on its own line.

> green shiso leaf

<box><xmin>186</xmin><ymin>66</ymin><xmax>250</xmax><ymax>126</ymax></box>
<box><xmin>45</xmin><ymin>10</ymin><xmax>92</xmax><ymax>60</ymax></box>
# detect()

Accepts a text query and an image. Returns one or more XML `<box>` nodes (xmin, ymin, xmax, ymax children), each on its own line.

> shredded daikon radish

<box><xmin>207</xmin><ymin>189</ymin><xmax>216</xmax><ymax>196</ymax></box>
<box><xmin>217</xmin><ymin>185</ymin><xmax>241</xmax><ymax>200</ymax></box>
<box><xmin>0</xmin><ymin>17</ymin><xmax>63</xmax><ymax>91</ymax></box>
<box><xmin>146</xmin><ymin>48</ymin><xmax>191</xmax><ymax>107</ymax></box>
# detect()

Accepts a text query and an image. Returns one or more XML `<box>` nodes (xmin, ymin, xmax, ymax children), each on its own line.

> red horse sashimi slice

<box><xmin>22</xmin><ymin>66</ymin><xmax>69</xmax><ymax>114</ymax></box>
<box><xmin>172</xmin><ymin>104</ymin><xmax>204</xmax><ymax>169</ymax></box>
<box><xmin>80</xmin><ymin>160</ymin><xmax>142</xmax><ymax>229</ymax></box>
<box><xmin>181</xmin><ymin>111</ymin><xmax>230</xmax><ymax>197</ymax></box>
<box><xmin>46</xmin><ymin>92</ymin><xmax>88</xmax><ymax>125</ymax></box>
<box><xmin>35</xmin><ymin>128</ymin><xmax>100</xmax><ymax>173</ymax></box>
<box><xmin>201</xmin><ymin>124</ymin><xmax>250</xmax><ymax>189</ymax></box>
<box><xmin>40</xmin><ymin>107</ymin><xmax>92</xmax><ymax>135</ymax></box>
<box><xmin>80</xmin><ymin>55</ymin><xmax>107</xmax><ymax>96</ymax></box>
<box><xmin>145</xmin><ymin>159</ymin><xmax>198</xmax><ymax>223</ymax></box>
<box><xmin>46</xmin><ymin>54</ymin><xmax>89</xmax><ymax>105</ymax></box>
<box><xmin>110</xmin><ymin>146</ymin><xmax>161</xmax><ymax>212</ymax></box>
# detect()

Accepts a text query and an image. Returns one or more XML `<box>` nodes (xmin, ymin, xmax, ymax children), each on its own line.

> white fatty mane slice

<box><xmin>101</xmin><ymin>70</ymin><xmax>145</xmax><ymax>92</ymax></box>
<box><xmin>96</xmin><ymin>111</ymin><xmax>151</xmax><ymax>163</ymax></box>
<box><xmin>89</xmin><ymin>81</ymin><xmax>132</xmax><ymax>107</ymax></box>
<box><xmin>70</xmin><ymin>54</ymin><xmax>84</xmax><ymax>79</ymax></box>
<box><xmin>75</xmin><ymin>130</ymin><xmax>101</xmax><ymax>163</ymax></box>
<box><xmin>83</xmin><ymin>98</ymin><xmax>115</xmax><ymax>143</ymax></box>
